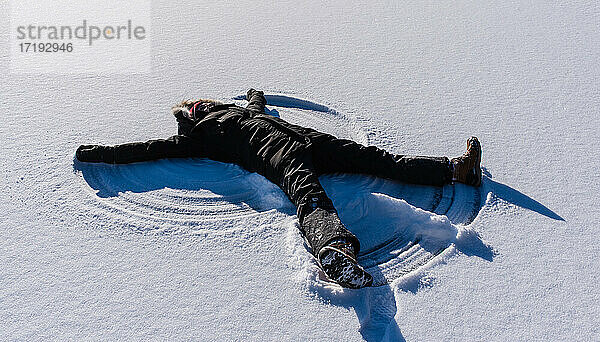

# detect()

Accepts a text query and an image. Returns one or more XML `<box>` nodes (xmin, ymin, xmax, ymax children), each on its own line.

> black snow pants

<box><xmin>243</xmin><ymin>125</ymin><xmax>451</xmax><ymax>256</ymax></box>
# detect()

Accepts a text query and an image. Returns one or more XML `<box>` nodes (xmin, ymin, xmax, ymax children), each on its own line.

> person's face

<box><xmin>189</xmin><ymin>101</ymin><xmax>215</xmax><ymax>120</ymax></box>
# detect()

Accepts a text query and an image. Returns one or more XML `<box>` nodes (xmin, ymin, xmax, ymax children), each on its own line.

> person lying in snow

<box><xmin>76</xmin><ymin>89</ymin><xmax>482</xmax><ymax>288</ymax></box>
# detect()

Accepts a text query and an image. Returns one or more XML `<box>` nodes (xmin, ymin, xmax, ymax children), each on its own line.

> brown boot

<box><xmin>450</xmin><ymin>137</ymin><xmax>482</xmax><ymax>187</ymax></box>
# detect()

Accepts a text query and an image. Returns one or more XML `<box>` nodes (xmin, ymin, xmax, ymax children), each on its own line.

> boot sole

<box><xmin>318</xmin><ymin>246</ymin><xmax>373</xmax><ymax>289</ymax></box>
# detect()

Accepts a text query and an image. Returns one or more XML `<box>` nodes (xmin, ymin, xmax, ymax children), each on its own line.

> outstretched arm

<box><xmin>246</xmin><ymin>88</ymin><xmax>266</xmax><ymax>113</ymax></box>
<box><xmin>76</xmin><ymin>135</ymin><xmax>202</xmax><ymax>164</ymax></box>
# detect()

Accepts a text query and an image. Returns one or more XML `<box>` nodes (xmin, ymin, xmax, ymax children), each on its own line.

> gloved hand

<box><xmin>247</xmin><ymin>88</ymin><xmax>264</xmax><ymax>100</ymax></box>
<box><xmin>76</xmin><ymin>144</ymin><xmax>113</xmax><ymax>163</ymax></box>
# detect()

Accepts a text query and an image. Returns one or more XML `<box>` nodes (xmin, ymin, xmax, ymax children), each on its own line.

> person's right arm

<box><xmin>76</xmin><ymin>135</ymin><xmax>202</xmax><ymax>164</ymax></box>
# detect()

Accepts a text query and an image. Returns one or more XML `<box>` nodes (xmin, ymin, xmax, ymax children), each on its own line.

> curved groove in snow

<box><xmin>319</xmin><ymin>174</ymin><xmax>484</xmax><ymax>287</ymax></box>
<box><xmin>75</xmin><ymin>158</ymin><xmax>292</xmax><ymax>235</ymax></box>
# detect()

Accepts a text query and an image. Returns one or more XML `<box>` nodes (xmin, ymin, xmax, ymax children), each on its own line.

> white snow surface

<box><xmin>2</xmin><ymin>1</ymin><xmax>599</xmax><ymax>341</ymax></box>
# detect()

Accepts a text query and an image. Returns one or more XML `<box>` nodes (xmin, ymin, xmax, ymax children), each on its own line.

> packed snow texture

<box><xmin>1</xmin><ymin>1</ymin><xmax>599</xmax><ymax>341</ymax></box>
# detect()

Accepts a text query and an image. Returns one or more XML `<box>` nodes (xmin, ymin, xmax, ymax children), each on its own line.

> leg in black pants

<box><xmin>264</xmin><ymin>134</ymin><xmax>452</xmax><ymax>257</ymax></box>
<box><xmin>310</xmin><ymin>133</ymin><xmax>452</xmax><ymax>186</ymax></box>
<box><xmin>256</xmin><ymin>139</ymin><xmax>361</xmax><ymax>256</ymax></box>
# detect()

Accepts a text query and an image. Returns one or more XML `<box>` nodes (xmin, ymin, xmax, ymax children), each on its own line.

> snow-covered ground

<box><xmin>2</xmin><ymin>1</ymin><xmax>599</xmax><ymax>341</ymax></box>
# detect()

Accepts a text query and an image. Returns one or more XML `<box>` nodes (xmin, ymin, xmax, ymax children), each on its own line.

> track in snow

<box><xmin>75</xmin><ymin>158</ymin><xmax>293</xmax><ymax>235</ymax></box>
<box><xmin>321</xmin><ymin>174</ymin><xmax>483</xmax><ymax>287</ymax></box>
